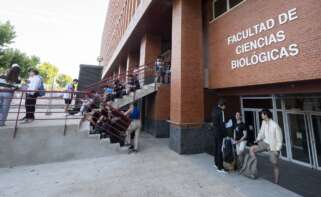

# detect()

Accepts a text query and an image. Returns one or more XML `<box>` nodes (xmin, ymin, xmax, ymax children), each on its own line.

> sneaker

<box><xmin>19</xmin><ymin>117</ymin><xmax>26</xmax><ymax>121</ymax></box>
<box><xmin>20</xmin><ymin>119</ymin><xmax>32</xmax><ymax>124</ymax></box>
<box><xmin>216</xmin><ymin>169</ymin><xmax>228</xmax><ymax>174</ymax></box>
<box><xmin>75</xmin><ymin>112</ymin><xmax>82</xmax><ymax>116</ymax></box>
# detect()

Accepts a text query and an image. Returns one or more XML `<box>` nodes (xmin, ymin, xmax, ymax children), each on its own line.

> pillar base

<box><xmin>169</xmin><ymin>123</ymin><xmax>212</xmax><ymax>154</ymax></box>
<box><xmin>145</xmin><ymin>119</ymin><xmax>169</xmax><ymax>138</ymax></box>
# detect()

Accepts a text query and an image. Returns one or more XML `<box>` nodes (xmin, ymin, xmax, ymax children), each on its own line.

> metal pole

<box><xmin>13</xmin><ymin>92</ymin><xmax>24</xmax><ymax>138</ymax></box>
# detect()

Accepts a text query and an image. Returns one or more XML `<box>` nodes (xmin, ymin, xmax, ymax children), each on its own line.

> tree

<box><xmin>56</xmin><ymin>74</ymin><xmax>72</xmax><ymax>88</ymax></box>
<box><xmin>0</xmin><ymin>21</ymin><xmax>15</xmax><ymax>50</ymax></box>
<box><xmin>37</xmin><ymin>62</ymin><xmax>59</xmax><ymax>85</ymax></box>
<box><xmin>0</xmin><ymin>20</ymin><xmax>40</xmax><ymax>78</ymax></box>
<box><xmin>0</xmin><ymin>48</ymin><xmax>40</xmax><ymax>78</ymax></box>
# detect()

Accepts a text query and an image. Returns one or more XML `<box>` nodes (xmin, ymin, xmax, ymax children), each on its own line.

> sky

<box><xmin>0</xmin><ymin>0</ymin><xmax>109</xmax><ymax>78</ymax></box>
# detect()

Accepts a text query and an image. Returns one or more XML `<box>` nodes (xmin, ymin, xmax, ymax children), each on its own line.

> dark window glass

<box><xmin>243</xmin><ymin>99</ymin><xmax>273</xmax><ymax>109</ymax></box>
<box><xmin>214</xmin><ymin>0</ymin><xmax>227</xmax><ymax>18</ymax></box>
<box><xmin>229</xmin><ymin>0</ymin><xmax>243</xmax><ymax>8</ymax></box>
<box><xmin>244</xmin><ymin>111</ymin><xmax>256</xmax><ymax>146</ymax></box>
<box><xmin>276</xmin><ymin>98</ymin><xmax>282</xmax><ymax>109</ymax></box>
<box><xmin>277</xmin><ymin>112</ymin><xmax>287</xmax><ymax>157</ymax></box>
<box><xmin>284</xmin><ymin>97</ymin><xmax>321</xmax><ymax>112</ymax></box>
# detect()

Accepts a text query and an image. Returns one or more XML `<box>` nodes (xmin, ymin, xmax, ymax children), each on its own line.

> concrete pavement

<box><xmin>0</xmin><ymin>133</ymin><xmax>300</xmax><ymax>197</ymax></box>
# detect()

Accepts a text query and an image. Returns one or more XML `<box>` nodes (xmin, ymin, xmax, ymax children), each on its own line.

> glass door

<box><xmin>310</xmin><ymin>114</ymin><xmax>321</xmax><ymax>169</ymax></box>
<box><xmin>287</xmin><ymin>113</ymin><xmax>312</xmax><ymax>166</ymax></box>
<box><xmin>243</xmin><ymin>110</ymin><xmax>259</xmax><ymax>146</ymax></box>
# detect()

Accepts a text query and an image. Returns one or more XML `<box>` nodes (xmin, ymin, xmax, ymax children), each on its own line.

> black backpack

<box><xmin>222</xmin><ymin>137</ymin><xmax>235</xmax><ymax>163</ymax></box>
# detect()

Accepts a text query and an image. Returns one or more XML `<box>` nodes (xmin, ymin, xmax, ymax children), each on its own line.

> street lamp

<box><xmin>97</xmin><ymin>56</ymin><xmax>103</xmax><ymax>66</ymax></box>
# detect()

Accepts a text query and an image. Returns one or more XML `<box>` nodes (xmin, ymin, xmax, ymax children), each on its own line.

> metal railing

<box><xmin>0</xmin><ymin>61</ymin><xmax>171</xmax><ymax>143</ymax></box>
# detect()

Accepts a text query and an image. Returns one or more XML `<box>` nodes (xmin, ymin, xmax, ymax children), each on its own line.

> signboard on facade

<box><xmin>228</xmin><ymin>8</ymin><xmax>299</xmax><ymax>70</ymax></box>
<box><xmin>208</xmin><ymin>0</ymin><xmax>321</xmax><ymax>89</ymax></box>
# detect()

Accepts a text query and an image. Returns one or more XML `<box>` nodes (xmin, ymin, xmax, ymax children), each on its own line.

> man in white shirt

<box><xmin>22</xmin><ymin>69</ymin><xmax>42</xmax><ymax>123</ymax></box>
<box><xmin>250</xmin><ymin>109</ymin><xmax>283</xmax><ymax>184</ymax></box>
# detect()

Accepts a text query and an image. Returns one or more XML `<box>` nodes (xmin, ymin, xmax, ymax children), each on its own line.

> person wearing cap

<box><xmin>211</xmin><ymin>98</ymin><xmax>228</xmax><ymax>173</ymax></box>
<box><xmin>0</xmin><ymin>64</ymin><xmax>21</xmax><ymax>126</ymax></box>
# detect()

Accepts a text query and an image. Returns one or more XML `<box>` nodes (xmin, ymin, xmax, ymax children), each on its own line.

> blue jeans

<box><xmin>0</xmin><ymin>92</ymin><xmax>13</xmax><ymax>126</ymax></box>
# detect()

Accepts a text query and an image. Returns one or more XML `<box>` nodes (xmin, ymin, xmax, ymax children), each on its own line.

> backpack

<box><xmin>222</xmin><ymin>137</ymin><xmax>235</xmax><ymax>163</ymax></box>
<box><xmin>239</xmin><ymin>153</ymin><xmax>258</xmax><ymax>179</ymax></box>
<box><xmin>38</xmin><ymin>78</ymin><xmax>46</xmax><ymax>97</ymax></box>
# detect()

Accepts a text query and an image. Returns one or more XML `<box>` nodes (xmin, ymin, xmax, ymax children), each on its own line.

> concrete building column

<box><xmin>139</xmin><ymin>33</ymin><xmax>161</xmax><ymax>85</ymax></box>
<box><xmin>169</xmin><ymin>0</ymin><xmax>205</xmax><ymax>154</ymax></box>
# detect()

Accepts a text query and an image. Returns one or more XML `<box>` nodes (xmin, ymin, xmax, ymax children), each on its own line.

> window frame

<box><xmin>211</xmin><ymin>0</ymin><xmax>246</xmax><ymax>23</ymax></box>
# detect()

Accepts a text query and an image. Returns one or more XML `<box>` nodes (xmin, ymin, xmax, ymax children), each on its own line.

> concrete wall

<box><xmin>0</xmin><ymin>123</ymin><xmax>117</xmax><ymax>168</ymax></box>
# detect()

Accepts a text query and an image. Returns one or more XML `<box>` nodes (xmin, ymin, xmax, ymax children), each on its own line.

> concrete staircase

<box><xmin>0</xmin><ymin>120</ymin><xmax>128</xmax><ymax>168</ymax></box>
<box><xmin>112</xmin><ymin>83</ymin><xmax>157</xmax><ymax>108</ymax></box>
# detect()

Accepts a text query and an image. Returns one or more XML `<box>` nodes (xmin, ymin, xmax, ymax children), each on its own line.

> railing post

<box><xmin>63</xmin><ymin>113</ymin><xmax>68</xmax><ymax>136</ymax></box>
<box><xmin>13</xmin><ymin>91</ymin><xmax>24</xmax><ymax>138</ymax></box>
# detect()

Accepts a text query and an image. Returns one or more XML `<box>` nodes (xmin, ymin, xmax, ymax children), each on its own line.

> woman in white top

<box><xmin>0</xmin><ymin>64</ymin><xmax>21</xmax><ymax>126</ymax></box>
<box><xmin>21</xmin><ymin>69</ymin><xmax>42</xmax><ymax>123</ymax></box>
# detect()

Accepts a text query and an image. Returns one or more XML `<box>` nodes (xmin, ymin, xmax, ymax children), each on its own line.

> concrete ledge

<box><xmin>0</xmin><ymin>122</ymin><xmax>115</xmax><ymax>168</ymax></box>
<box><xmin>169</xmin><ymin>123</ymin><xmax>211</xmax><ymax>154</ymax></box>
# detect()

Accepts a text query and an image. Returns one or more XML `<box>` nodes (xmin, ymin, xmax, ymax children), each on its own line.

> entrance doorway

<box><xmin>241</xmin><ymin>95</ymin><xmax>321</xmax><ymax>170</ymax></box>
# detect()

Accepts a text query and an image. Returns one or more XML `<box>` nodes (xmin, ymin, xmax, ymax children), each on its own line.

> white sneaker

<box><xmin>216</xmin><ymin>169</ymin><xmax>228</xmax><ymax>174</ymax></box>
<box><xmin>75</xmin><ymin>112</ymin><xmax>82</xmax><ymax>116</ymax></box>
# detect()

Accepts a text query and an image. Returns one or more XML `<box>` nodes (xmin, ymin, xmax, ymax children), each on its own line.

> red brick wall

<box><xmin>208</xmin><ymin>0</ymin><xmax>321</xmax><ymax>89</ymax></box>
<box><xmin>144</xmin><ymin>85</ymin><xmax>170</xmax><ymax>121</ymax></box>
<box><xmin>100</xmin><ymin>0</ymin><xmax>141</xmax><ymax>68</ymax></box>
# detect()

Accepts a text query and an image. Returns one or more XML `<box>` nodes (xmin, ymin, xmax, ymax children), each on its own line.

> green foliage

<box><xmin>56</xmin><ymin>74</ymin><xmax>73</xmax><ymax>88</ymax></box>
<box><xmin>0</xmin><ymin>21</ymin><xmax>16</xmax><ymax>49</ymax></box>
<box><xmin>0</xmin><ymin>48</ymin><xmax>40</xmax><ymax>78</ymax></box>
<box><xmin>37</xmin><ymin>62</ymin><xmax>59</xmax><ymax>85</ymax></box>
<box><xmin>0</xmin><ymin>20</ymin><xmax>40</xmax><ymax>79</ymax></box>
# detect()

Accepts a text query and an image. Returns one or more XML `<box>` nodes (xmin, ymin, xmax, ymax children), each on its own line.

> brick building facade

<box><xmin>100</xmin><ymin>0</ymin><xmax>321</xmax><ymax>171</ymax></box>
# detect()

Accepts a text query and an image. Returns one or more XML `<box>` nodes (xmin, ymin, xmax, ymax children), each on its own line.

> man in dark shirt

<box><xmin>211</xmin><ymin>99</ymin><xmax>227</xmax><ymax>173</ymax></box>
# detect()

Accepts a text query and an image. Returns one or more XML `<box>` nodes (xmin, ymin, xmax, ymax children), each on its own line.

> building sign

<box><xmin>228</xmin><ymin>8</ymin><xmax>300</xmax><ymax>70</ymax></box>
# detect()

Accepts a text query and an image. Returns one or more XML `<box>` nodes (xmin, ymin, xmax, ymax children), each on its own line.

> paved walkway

<box><xmin>0</xmin><ymin>134</ymin><xmax>300</xmax><ymax>197</ymax></box>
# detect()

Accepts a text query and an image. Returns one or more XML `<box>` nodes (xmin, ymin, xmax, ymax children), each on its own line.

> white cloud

<box><xmin>0</xmin><ymin>0</ymin><xmax>109</xmax><ymax>78</ymax></box>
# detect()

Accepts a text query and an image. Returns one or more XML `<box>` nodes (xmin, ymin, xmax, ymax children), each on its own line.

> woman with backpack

<box><xmin>0</xmin><ymin>64</ymin><xmax>21</xmax><ymax>126</ymax></box>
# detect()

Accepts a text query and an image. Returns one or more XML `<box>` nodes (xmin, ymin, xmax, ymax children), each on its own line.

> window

<box><xmin>212</xmin><ymin>0</ymin><xmax>244</xmax><ymax>19</ymax></box>
<box><xmin>213</xmin><ymin>0</ymin><xmax>227</xmax><ymax>18</ymax></box>
<box><xmin>229</xmin><ymin>0</ymin><xmax>244</xmax><ymax>9</ymax></box>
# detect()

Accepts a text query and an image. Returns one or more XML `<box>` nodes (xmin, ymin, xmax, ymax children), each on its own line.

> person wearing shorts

<box><xmin>63</xmin><ymin>79</ymin><xmax>78</xmax><ymax>114</ymax></box>
<box><xmin>64</xmin><ymin>98</ymin><xmax>72</xmax><ymax>105</ymax></box>
<box><xmin>250</xmin><ymin>109</ymin><xmax>283</xmax><ymax>184</ymax></box>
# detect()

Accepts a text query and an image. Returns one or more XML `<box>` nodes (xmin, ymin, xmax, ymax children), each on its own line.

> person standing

<box><xmin>211</xmin><ymin>99</ymin><xmax>227</xmax><ymax>173</ymax></box>
<box><xmin>233</xmin><ymin>112</ymin><xmax>247</xmax><ymax>168</ymax></box>
<box><xmin>154</xmin><ymin>57</ymin><xmax>164</xmax><ymax>83</ymax></box>
<box><xmin>124</xmin><ymin>103</ymin><xmax>141</xmax><ymax>153</ymax></box>
<box><xmin>63</xmin><ymin>79</ymin><xmax>78</xmax><ymax>114</ymax></box>
<box><xmin>22</xmin><ymin>69</ymin><xmax>42</xmax><ymax>123</ymax></box>
<box><xmin>0</xmin><ymin>64</ymin><xmax>21</xmax><ymax>126</ymax></box>
<box><xmin>250</xmin><ymin>109</ymin><xmax>283</xmax><ymax>184</ymax></box>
